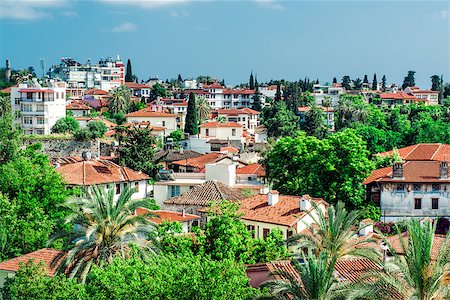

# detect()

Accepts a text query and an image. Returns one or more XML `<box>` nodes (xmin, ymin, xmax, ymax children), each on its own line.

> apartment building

<box><xmin>312</xmin><ymin>84</ymin><xmax>345</xmax><ymax>107</ymax></box>
<box><xmin>404</xmin><ymin>86</ymin><xmax>440</xmax><ymax>105</ymax></box>
<box><xmin>10</xmin><ymin>82</ymin><xmax>66</xmax><ymax>135</ymax></box>
<box><xmin>213</xmin><ymin>108</ymin><xmax>260</xmax><ymax>133</ymax></box>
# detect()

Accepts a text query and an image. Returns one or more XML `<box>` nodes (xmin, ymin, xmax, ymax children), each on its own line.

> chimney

<box><xmin>299</xmin><ymin>195</ymin><xmax>311</xmax><ymax>211</ymax></box>
<box><xmin>392</xmin><ymin>162</ymin><xmax>404</xmax><ymax>179</ymax></box>
<box><xmin>268</xmin><ymin>190</ymin><xmax>279</xmax><ymax>206</ymax></box>
<box><xmin>359</xmin><ymin>219</ymin><xmax>374</xmax><ymax>236</ymax></box>
<box><xmin>439</xmin><ymin>160</ymin><xmax>448</xmax><ymax>180</ymax></box>
<box><xmin>260</xmin><ymin>186</ymin><xmax>270</xmax><ymax>195</ymax></box>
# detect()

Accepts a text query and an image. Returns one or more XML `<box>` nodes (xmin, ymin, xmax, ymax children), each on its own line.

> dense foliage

<box><xmin>51</xmin><ymin>116</ymin><xmax>79</xmax><ymax>134</ymax></box>
<box><xmin>184</xmin><ymin>92</ymin><xmax>199</xmax><ymax>135</ymax></box>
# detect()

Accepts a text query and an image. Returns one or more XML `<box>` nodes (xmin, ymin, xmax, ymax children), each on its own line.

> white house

<box><xmin>125</xmin><ymin>107</ymin><xmax>177</xmax><ymax>136</ymax></box>
<box><xmin>216</xmin><ymin>108</ymin><xmax>260</xmax><ymax>133</ymax></box>
<box><xmin>312</xmin><ymin>84</ymin><xmax>345</xmax><ymax>107</ymax></box>
<box><xmin>66</xmin><ymin>101</ymin><xmax>91</xmax><ymax>116</ymax></box>
<box><xmin>404</xmin><ymin>86</ymin><xmax>440</xmax><ymax>105</ymax></box>
<box><xmin>10</xmin><ymin>82</ymin><xmax>67</xmax><ymax>135</ymax></box>
<box><xmin>199</xmin><ymin>121</ymin><xmax>244</xmax><ymax>150</ymax></box>
<box><xmin>124</xmin><ymin>82</ymin><xmax>151</xmax><ymax>100</ymax></box>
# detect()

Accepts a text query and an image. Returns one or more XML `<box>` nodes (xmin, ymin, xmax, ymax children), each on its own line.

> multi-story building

<box><xmin>125</xmin><ymin>106</ymin><xmax>178</xmax><ymax>136</ymax></box>
<box><xmin>364</xmin><ymin>144</ymin><xmax>450</xmax><ymax>222</ymax></box>
<box><xmin>124</xmin><ymin>82</ymin><xmax>151</xmax><ymax>100</ymax></box>
<box><xmin>297</xmin><ymin>106</ymin><xmax>335</xmax><ymax>131</ymax></box>
<box><xmin>10</xmin><ymin>82</ymin><xmax>66</xmax><ymax>135</ymax></box>
<box><xmin>47</xmin><ymin>56</ymin><xmax>124</xmax><ymax>95</ymax></box>
<box><xmin>372</xmin><ymin>92</ymin><xmax>424</xmax><ymax>106</ymax></box>
<box><xmin>312</xmin><ymin>84</ymin><xmax>345</xmax><ymax>107</ymax></box>
<box><xmin>404</xmin><ymin>87</ymin><xmax>440</xmax><ymax>105</ymax></box>
<box><xmin>213</xmin><ymin>108</ymin><xmax>260</xmax><ymax>133</ymax></box>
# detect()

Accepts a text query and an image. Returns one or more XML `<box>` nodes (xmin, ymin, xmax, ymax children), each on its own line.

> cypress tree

<box><xmin>251</xmin><ymin>77</ymin><xmax>262</xmax><ymax>111</ymax></box>
<box><xmin>184</xmin><ymin>92</ymin><xmax>199</xmax><ymax>135</ymax></box>
<box><xmin>332</xmin><ymin>77</ymin><xmax>337</xmax><ymax>84</ymax></box>
<box><xmin>363</xmin><ymin>75</ymin><xmax>369</xmax><ymax>84</ymax></box>
<box><xmin>372</xmin><ymin>73</ymin><xmax>378</xmax><ymax>91</ymax></box>
<box><xmin>274</xmin><ymin>82</ymin><xmax>282</xmax><ymax>102</ymax></box>
<box><xmin>381</xmin><ymin>75</ymin><xmax>387</xmax><ymax>91</ymax></box>
<box><xmin>125</xmin><ymin>59</ymin><xmax>133</xmax><ymax>82</ymax></box>
<box><xmin>249</xmin><ymin>72</ymin><xmax>254</xmax><ymax>90</ymax></box>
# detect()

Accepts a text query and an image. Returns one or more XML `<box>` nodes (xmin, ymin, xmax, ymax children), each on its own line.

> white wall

<box><xmin>205</xmin><ymin>163</ymin><xmax>236</xmax><ymax>186</ymax></box>
<box><xmin>126</xmin><ymin>116</ymin><xmax>177</xmax><ymax>135</ymax></box>
<box><xmin>199</xmin><ymin>126</ymin><xmax>243</xmax><ymax>141</ymax></box>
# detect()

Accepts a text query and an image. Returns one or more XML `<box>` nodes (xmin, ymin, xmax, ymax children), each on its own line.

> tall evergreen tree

<box><xmin>177</xmin><ymin>74</ymin><xmax>183</xmax><ymax>83</ymax></box>
<box><xmin>274</xmin><ymin>81</ymin><xmax>282</xmax><ymax>102</ymax></box>
<box><xmin>363</xmin><ymin>74</ymin><xmax>369</xmax><ymax>84</ymax></box>
<box><xmin>372</xmin><ymin>73</ymin><xmax>378</xmax><ymax>91</ymax></box>
<box><xmin>249</xmin><ymin>72</ymin><xmax>254</xmax><ymax>90</ymax></box>
<box><xmin>341</xmin><ymin>76</ymin><xmax>351</xmax><ymax>90</ymax></box>
<box><xmin>430</xmin><ymin>75</ymin><xmax>441</xmax><ymax>91</ymax></box>
<box><xmin>125</xmin><ymin>59</ymin><xmax>133</xmax><ymax>82</ymax></box>
<box><xmin>184</xmin><ymin>92</ymin><xmax>199</xmax><ymax>135</ymax></box>
<box><xmin>332</xmin><ymin>77</ymin><xmax>337</xmax><ymax>84</ymax></box>
<box><xmin>381</xmin><ymin>75</ymin><xmax>387</xmax><ymax>91</ymax></box>
<box><xmin>302</xmin><ymin>106</ymin><xmax>326</xmax><ymax>139</ymax></box>
<box><xmin>352</xmin><ymin>78</ymin><xmax>363</xmax><ymax>90</ymax></box>
<box><xmin>402</xmin><ymin>70</ymin><xmax>416</xmax><ymax>89</ymax></box>
<box><xmin>251</xmin><ymin>78</ymin><xmax>262</xmax><ymax>111</ymax></box>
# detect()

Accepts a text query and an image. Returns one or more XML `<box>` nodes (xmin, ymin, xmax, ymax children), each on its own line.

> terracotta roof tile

<box><xmin>386</xmin><ymin>233</ymin><xmax>447</xmax><ymax>260</ymax></box>
<box><xmin>164</xmin><ymin>180</ymin><xmax>244</xmax><ymax>206</ymax></box>
<box><xmin>84</xmin><ymin>88</ymin><xmax>109</xmax><ymax>95</ymax></box>
<box><xmin>0</xmin><ymin>248</ymin><xmax>65</xmax><ymax>276</ymax></box>
<box><xmin>125</xmin><ymin>107</ymin><xmax>177</xmax><ymax>118</ymax></box>
<box><xmin>199</xmin><ymin>121</ymin><xmax>242</xmax><ymax>128</ymax></box>
<box><xmin>154</xmin><ymin>150</ymin><xmax>204</xmax><ymax>163</ymax></box>
<box><xmin>171</xmin><ymin>152</ymin><xmax>224</xmax><ymax>169</ymax></box>
<box><xmin>56</xmin><ymin>159</ymin><xmax>150</xmax><ymax>185</ymax></box>
<box><xmin>136</xmin><ymin>208</ymin><xmax>200</xmax><ymax>224</ymax></box>
<box><xmin>237</xmin><ymin>163</ymin><xmax>266</xmax><ymax>177</ymax></box>
<box><xmin>220</xmin><ymin>146</ymin><xmax>240</xmax><ymax>154</ymax></box>
<box><xmin>334</xmin><ymin>258</ymin><xmax>382</xmax><ymax>283</ymax></box>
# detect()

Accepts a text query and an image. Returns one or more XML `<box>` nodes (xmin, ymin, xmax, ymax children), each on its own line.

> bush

<box><xmin>87</xmin><ymin>121</ymin><xmax>107</xmax><ymax>138</ymax></box>
<box><xmin>51</xmin><ymin>116</ymin><xmax>79</xmax><ymax>134</ymax></box>
<box><xmin>73</xmin><ymin>128</ymin><xmax>91</xmax><ymax>141</ymax></box>
<box><xmin>374</xmin><ymin>221</ymin><xmax>407</xmax><ymax>236</ymax></box>
<box><xmin>436</xmin><ymin>217</ymin><xmax>450</xmax><ymax>234</ymax></box>
<box><xmin>360</xmin><ymin>203</ymin><xmax>381</xmax><ymax>221</ymax></box>
<box><xmin>169</xmin><ymin>129</ymin><xmax>184</xmax><ymax>141</ymax></box>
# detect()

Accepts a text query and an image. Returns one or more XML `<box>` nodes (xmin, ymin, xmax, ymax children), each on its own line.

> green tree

<box><xmin>253</xmin><ymin>228</ymin><xmax>288</xmax><ymax>263</ymax></box>
<box><xmin>341</xmin><ymin>75</ymin><xmax>351</xmax><ymax>90</ymax></box>
<box><xmin>261</xmin><ymin>101</ymin><xmax>300</xmax><ymax>138</ymax></box>
<box><xmin>184</xmin><ymin>92</ymin><xmax>199</xmax><ymax>135</ymax></box>
<box><xmin>196</xmin><ymin>95</ymin><xmax>210</xmax><ymax>124</ymax></box>
<box><xmin>115</xmin><ymin>124</ymin><xmax>160</xmax><ymax>178</ymax></box>
<box><xmin>125</xmin><ymin>59</ymin><xmax>133</xmax><ymax>82</ymax></box>
<box><xmin>302</xmin><ymin>105</ymin><xmax>327</xmax><ymax>138</ymax></box>
<box><xmin>352</xmin><ymin>78</ymin><xmax>363</xmax><ymax>90</ymax></box>
<box><xmin>149</xmin><ymin>83</ymin><xmax>167</xmax><ymax>100</ymax></box>
<box><xmin>0</xmin><ymin>113</ymin><xmax>22</xmax><ymax>163</ymax></box>
<box><xmin>86</xmin><ymin>120</ymin><xmax>107</xmax><ymax>138</ymax></box>
<box><xmin>51</xmin><ymin>116</ymin><xmax>79</xmax><ymax>134</ymax></box>
<box><xmin>260</xmin><ymin>252</ymin><xmax>344</xmax><ymax>300</ymax></box>
<box><xmin>50</xmin><ymin>186</ymin><xmax>158</xmax><ymax>283</ymax></box>
<box><xmin>430</xmin><ymin>74</ymin><xmax>441</xmax><ymax>91</ymax></box>
<box><xmin>351</xmin><ymin>220</ymin><xmax>450</xmax><ymax>300</ymax></box>
<box><xmin>0</xmin><ymin>94</ymin><xmax>11</xmax><ymax>116</ymax></box>
<box><xmin>363</xmin><ymin>74</ymin><xmax>369</xmax><ymax>84</ymax></box>
<box><xmin>108</xmin><ymin>85</ymin><xmax>132</xmax><ymax>114</ymax></box>
<box><xmin>249</xmin><ymin>71</ymin><xmax>255</xmax><ymax>90</ymax></box>
<box><xmin>252</xmin><ymin>79</ymin><xmax>263</xmax><ymax>111</ymax></box>
<box><xmin>274</xmin><ymin>81</ymin><xmax>282</xmax><ymax>102</ymax></box>
<box><xmin>381</xmin><ymin>75</ymin><xmax>387</xmax><ymax>91</ymax></box>
<box><xmin>332</xmin><ymin>77</ymin><xmax>337</xmax><ymax>84</ymax></box>
<box><xmin>402</xmin><ymin>70</ymin><xmax>416</xmax><ymax>89</ymax></box>
<box><xmin>2</xmin><ymin>261</ymin><xmax>87</xmax><ymax>300</ymax></box>
<box><xmin>112</xmin><ymin>111</ymin><xmax>126</xmax><ymax>125</ymax></box>
<box><xmin>372</xmin><ymin>73</ymin><xmax>378</xmax><ymax>91</ymax></box>
<box><xmin>168</xmin><ymin>129</ymin><xmax>184</xmax><ymax>142</ymax></box>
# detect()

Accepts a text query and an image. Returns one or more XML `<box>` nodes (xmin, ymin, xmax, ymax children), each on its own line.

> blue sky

<box><xmin>0</xmin><ymin>0</ymin><xmax>448</xmax><ymax>87</ymax></box>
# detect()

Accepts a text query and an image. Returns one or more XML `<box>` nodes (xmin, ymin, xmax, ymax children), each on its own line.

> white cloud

<box><xmin>0</xmin><ymin>0</ymin><xmax>68</xmax><ymax>20</ymax></box>
<box><xmin>170</xmin><ymin>10</ymin><xmax>190</xmax><ymax>17</ymax></box>
<box><xmin>425</xmin><ymin>10</ymin><xmax>448</xmax><ymax>20</ymax></box>
<box><xmin>61</xmin><ymin>10</ymin><xmax>78</xmax><ymax>17</ymax></box>
<box><xmin>111</xmin><ymin>22</ymin><xmax>137</xmax><ymax>32</ymax></box>
<box><xmin>99</xmin><ymin>0</ymin><xmax>190</xmax><ymax>9</ymax></box>
<box><xmin>254</xmin><ymin>0</ymin><xmax>284</xmax><ymax>11</ymax></box>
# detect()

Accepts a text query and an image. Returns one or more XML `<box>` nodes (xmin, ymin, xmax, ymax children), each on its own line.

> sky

<box><xmin>0</xmin><ymin>0</ymin><xmax>449</xmax><ymax>88</ymax></box>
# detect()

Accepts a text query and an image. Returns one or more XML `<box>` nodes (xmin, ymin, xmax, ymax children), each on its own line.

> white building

<box><xmin>312</xmin><ymin>84</ymin><xmax>345</xmax><ymax>107</ymax></box>
<box><xmin>10</xmin><ymin>82</ymin><xmax>67</xmax><ymax>135</ymax></box>
<box><xmin>404</xmin><ymin>87</ymin><xmax>440</xmax><ymax>105</ymax></box>
<box><xmin>199</xmin><ymin>121</ymin><xmax>244</xmax><ymax>150</ymax></box>
<box><xmin>47</xmin><ymin>56</ymin><xmax>125</xmax><ymax>94</ymax></box>
<box><xmin>125</xmin><ymin>107</ymin><xmax>178</xmax><ymax>136</ymax></box>
<box><xmin>124</xmin><ymin>82</ymin><xmax>151</xmax><ymax>100</ymax></box>
<box><xmin>215</xmin><ymin>108</ymin><xmax>260</xmax><ymax>133</ymax></box>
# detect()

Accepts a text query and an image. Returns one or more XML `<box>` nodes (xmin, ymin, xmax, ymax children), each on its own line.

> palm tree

<box><xmin>0</xmin><ymin>95</ymin><xmax>11</xmax><ymax>117</ymax></box>
<box><xmin>322</xmin><ymin>96</ymin><xmax>332</xmax><ymax>129</ymax></box>
<box><xmin>108</xmin><ymin>85</ymin><xmax>132</xmax><ymax>114</ymax></box>
<box><xmin>49</xmin><ymin>185</ymin><xmax>158</xmax><ymax>283</ymax></box>
<box><xmin>196</xmin><ymin>95</ymin><xmax>211</xmax><ymax>124</ymax></box>
<box><xmin>217</xmin><ymin>115</ymin><xmax>227</xmax><ymax>123</ymax></box>
<box><xmin>289</xmin><ymin>201</ymin><xmax>380</xmax><ymax>262</ymax></box>
<box><xmin>350</xmin><ymin>219</ymin><xmax>450</xmax><ymax>300</ymax></box>
<box><xmin>259</xmin><ymin>252</ymin><xmax>344</xmax><ymax>300</ymax></box>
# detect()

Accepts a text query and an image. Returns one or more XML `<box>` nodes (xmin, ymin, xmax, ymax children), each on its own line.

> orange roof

<box><xmin>386</xmin><ymin>232</ymin><xmax>447</xmax><ymax>260</ymax></box>
<box><xmin>412</xmin><ymin>90</ymin><xmax>439</xmax><ymax>94</ymax></box>
<box><xmin>203</xmin><ymin>83</ymin><xmax>223</xmax><ymax>89</ymax></box>
<box><xmin>237</xmin><ymin>163</ymin><xmax>266</xmax><ymax>177</ymax></box>
<box><xmin>136</xmin><ymin>207</ymin><xmax>200</xmax><ymax>224</ymax></box>
<box><xmin>124</xmin><ymin>82</ymin><xmax>150</xmax><ymax>89</ymax></box>
<box><xmin>0</xmin><ymin>248</ymin><xmax>65</xmax><ymax>276</ymax></box>
<box><xmin>56</xmin><ymin>159</ymin><xmax>150</xmax><ymax>185</ymax></box>
<box><xmin>222</xmin><ymin>89</ymin><xmax>255</xmax><ymax>95</ymax></box>
<box><xmin>66</xmin><ymin>103</ymin><xmax>91</xmax><ymax>110</ymax></box>
<box><xmin>172</xmin><ymin>152</ymin><xmax>224</xmax><ymax>169</ymax></box>
<box><xmin>199</xmin><ymin>121</ymin><xmax>242</xmax><ymax>128</ymax></box>
<box><xmin>238</xmin><ymin>194</ymin><xmax>328</xmax><ymax>227</ymax></box>
<box><xmin>84</xmin><ymin>88</ymin><xmax>109</xmax><ymax>95</ymax></box>
<box><xmin>125</xmin><ymin>107</ymin><xmax>177</xmax><ymax>118</ymax></box>
<box><xmin>334</xmin><ymin>258</ymin><xmax>382</xmax><ymax>283</ymax></box>
<box><xmin>122</xmin><ymin>121</ymin><xmax>166</xmax><ymax>131</ymax></box>
<box><xmin>0</xmin><ymin>85</ymin><xmax>16</xmax><ymax>94</ymax></box>
<box><xmin>217</xmin><ymin>108</ymin><xmax>261</xmax><ymax>116</ymax></box>
<box><xmin>377</xmin><ymin>144</ymin><xmax>450</xmax><ymax>162</ymax></box>
<box><xmin>220</xmin><ymin>146</ymin><xmax>240</xmax><ymax>154</ymax></box>
<box><xmin>379</xmin><ymin>92</ymin><xmax>418</xmax><ymax>100</ymax></box>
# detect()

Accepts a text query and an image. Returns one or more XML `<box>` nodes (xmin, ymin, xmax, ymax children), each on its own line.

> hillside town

<box><xmin>0</xmin><ymin>0</ymin><xmax>449</xmax><ymax>299</ymax></box>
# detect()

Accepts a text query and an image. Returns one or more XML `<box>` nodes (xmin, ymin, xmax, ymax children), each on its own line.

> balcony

<box><xmin>21</xmin><ymin>110</ymin><xmax>45</xmax><ymax>116</ymax></box>
<box><xmin>20</xmin><ymin>97</ymin><xmax>54</xmax><ymax>103</ymax></box>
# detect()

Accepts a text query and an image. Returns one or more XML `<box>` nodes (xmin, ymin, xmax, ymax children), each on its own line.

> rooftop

<box><xmin>0</xmin><ymin>248</ymin><xmax>65</xmax><ymax>276</ymax></box>
<box><xmin>135</xmin><ymin>207</ymin><xmax>200</xmax><ymax>224</ymax></box>
<box><xmin>199</xmin><ymin>121</ymin><xmax>243</xmax><ymax>128</ymax></box>
<box><xmin>171</xmin><ymin>152</ymin><xmax>224</xmax><ymax>169</ymax></box>
<box><xmin>125</xmin><ymin>107</ymin><xmax>177</xmax><ymax>118</ymax></box>
<box><xmin>377</xmin><ymin>144</ymin><xmax>450</xmax><ymax>162</ymax></box>
<box><xmin>154</xmin><ymin>149</ymin><xmax>204</xmax><ymax>163</ymax></box>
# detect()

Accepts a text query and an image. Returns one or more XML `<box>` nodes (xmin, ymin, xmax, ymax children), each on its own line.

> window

<box><xmin>170</xmin><ymin>185</ymin><xmax>180</xmax><ymax>197</ymax></box>
<box><xmin>14</xmin><ymin>98</ymin><xmax>20</xmax><ymax>105</ymax></box>
<box><xmin>23</xmin><ymin>117</ymin><xmax>32</xmax><ymax>124</ymax></box>
<box><xmin>37</xmin><ymin>118</ymin><xmax>44</xmax><ymax>124</ymax></box>
<box><xmin>232</xmin><ymin>129</ymin><xmax>236</xmax><ymax>136</ymax></box>
<box><xmin>134</xmin><ymin>182</ymin><xmax>139</xmax><ymax>193</ymax></box>
<box><xmin>432</xmin><ymin>184</ymin><xmax>440</xmax><ymax>192</ymax></box>
<box><xmin>205</xmin><ymin>128</ymin><xmax>209</xmax><ymax>136</ymax></box>
<box><xmin>22</xmin><ymin>105</ymin><xmax>32</xmax><ymax>112</ymax></box>
<box><xmin>26</xmin><ymin>92</ymin><xmax>32</xmax><ymax>100</ymax></box>
<box><xmin>263</xmin><ymin>228</ymin><xmax>270</xmax><ymax>240</ymax></box>
<box><xmin>414</xmin><ymin>198</ymin><xmax>422</xmax><ymax>210</ymax></box>
<box><xmin>162</xmin><ymin>121</ymin><xmax>166</xmax><ymax>126</ymax></box>
<box><xmin>396</xmin><ymin>184</ymin><xmax>405</xmax><ymax>191</ymax></box>
<box><xmin>413</xmin><ymin>184</ymin><xmax>422</xmax><ymax>192</ymax></box>
<box><xmin>36</xmin><ymin>129</ymin><xmax>44</xmax><ymax>135</ymax></box>
<box><xmin>432</xmin><ymin>198</ymin><xmax>439</xmax><ymax>210</ymax></box>
<box><xmin>36</xmin><ymin>105</ymin><xmax>44</xmax><ymax>112</ymax></box>
<box><xmin>247</xmin><ymin>225</ymin><xmax>255</xmax><ymax>238</ymax></box>
<box><xmin>115</xmin><ymin>183</ymin><xmax>121</xmax><ymax>195</ymax></box>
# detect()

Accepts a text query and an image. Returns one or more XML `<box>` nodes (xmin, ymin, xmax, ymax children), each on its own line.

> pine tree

<box><xmin>249</xmin><ymin>72</ymin><xmax>254</xmax><ymax>90</ymax></box>
<box><xmin>332</xmin><ymin>77</ymin><xmax>337</xmax><ymax>84</ymax></box>
<box><xmin>341</xmin><ymin>76</ymin><xmax>351</xmax><ymax>90</ymax></box>
<box><xmin>363</xmin><ymin>75</ymin><xmax>369</xmax><ymax>84</ymax></box>
<box><xmin>184</xmin><ymin>92</ymin><xmax>199</xmax><ymax>135</ymax></box>
<box><xmin>381</xmin><ymin>75</ymin><xmax>387</xmax><ymax>92</ymax></box>
<box><xmin>372</xmin><ymin>73</ymin><xmax>378</xmax><ymax>91</ymax></box>
<box><xmin>430</xmin><ymin>75</ymin><xmax>441</xmax><ymax>91</ymax></box>
<box><xmin>402</xmin><ymin>70</ymin><xmax>416</xmax><ymax>89</ymax></box>
<box><xmin>251</xmin><ymin>77</ymin><xmax>262</xmax><ymax>111</ymax></box>
<box><xmin>177</xmin><ymin>74</ymin><xmax>183</xmax><ymax>83</ymax></box>
<box><xmin>274</xmin><ymin>82</ymin><xmax>282</xmax><ymax>102</ymax></box>
<box><xmin>125</xmin><ymin>59</ymin><xmax>133</xmax><ymax>82</ymax></box>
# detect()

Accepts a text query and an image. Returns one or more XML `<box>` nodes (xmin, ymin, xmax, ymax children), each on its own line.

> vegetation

<box><xmin>108</xmin><ymin>85</ymin><xmax>132</xmax><ymax>114</ymax></box>
<box><xmin>196</xmin><ymin>95</ymin><xmax>211</xmax><ymax>124</ymax></box>
<box><xmin>125</xmin><ymin>59</ymin><xmax>133</xmax><ymax>83</ymax></box>
<box><xmin>184</xmin><ymin>92</ymin><xmax>199</xmax><ymax>135</ymax></box>
<box><xmin>51</xmin><ymin>116</ymin><xmax>79</xmax><ymax>134</ymax></box>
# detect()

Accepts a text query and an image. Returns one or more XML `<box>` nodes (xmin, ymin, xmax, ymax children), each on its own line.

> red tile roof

<box><xmin>125</xmin><ymin>107</ymin><xmax>177</xmax><ymax>118</ymax></box>
<box><xmin>238</xmin><ymin>194</ymin><xmax>328</xmax><ymax>227</ymax></box>
<box><xmin>136</xmin><ymin>207</ymin><xmax>200</xmax><ymax>224</ymax></box>
<box><xmin>334</xmin><ymin>258</ymin><xmax>382</xmax><ymax>283</ymax></box>
<box><xmin>0</xmin><ymin>248</ymin><xmax>65</xmax><ymax>276</ymax></box>
<box><xmin>84</xmin><ymin>88</ymin><xmax>109</xmax><ymax>95</ymax></box>
<box><xmin>0</xmin><ymin>85</ymin><xmax>16</xmax><ymax>94</ymax></box>
<box><xmin>66</xmin><ymin>102</ymin><xmax>91</xmax><ymax>110</ymax></box>
<box><xmin>56</xmin><ymin>159</ymin><xmax>150</xmax><ymax>185</ymax></box>
<box><xmin>18</xmin><ymin>89</ymin><xmax>53</xmax><ymax>93</ymax></box>
<box><xmin>220</xmin><ymin>146</ymin><xmax>240</xmax><ymax>154</ymax></box>
<box><xmin>237</xmin><ymin>163</ymin><xmax>266</xmax><ymax>177</ymax></box>
<box><xmin>385</xmin><ymin>233</ymin><xmax>447</xmax><ymax>260</ymax></box>
<box><xmin>222</xmin><ymin>89</ymin><xmax>255</xmax><ymax>95</ymax></box>
<box><xmin>202</xmin><ymin>83</ymin><xmax>223</xmax><ymax>89</ymax></box>
<box><xmin>199</xmin><ymin>121</ymin><xmax>242</xmax><ymax>128</ymax></box>
<box><xmin>377</xmin><ymin>144</ymin><xmax>450</xmax><ymax>162</ymax></box>
<box><xmin>171</xmin><ymin>152</ymin><xmax>224</xmax><ymax>169</ymax></box>
<box><xmin>124</xmin><ymin>82</ymin><xmax>150</xmax><ymax>89</ymax></box>
<box><xmin>122</xmin><ymin>121</ymin><xmax>166</xmax><ymax>131</ymax></box>
<box><xmin>379</xmin><ymin>92</ymin><xmax>418</xmax><ymax>100</ymax></box>
<box><xmin>217</xmin><ymin>108</ymin><xmax>261</xmax><ymax>116</ymax></box>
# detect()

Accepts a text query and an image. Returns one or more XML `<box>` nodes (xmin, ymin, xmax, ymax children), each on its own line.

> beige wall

<box><xmin>126</xmin><ymin>116</ymin><xmax>177</xmax><ymax>135</ymax></box>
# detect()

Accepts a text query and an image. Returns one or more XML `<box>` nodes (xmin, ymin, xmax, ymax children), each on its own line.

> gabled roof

<box><xmin>56</xmin><ymin>159</ymin><xmax>150</xmax><ymax>185</ymax></box>
<box><xmin>377</xmin><ymin>144</ymin><xmax>450</xmax><ymax>162</ymax></box>
<box><xmin>171</xmin><ymin>152</ymin><xmax>224</xmax><ymax>169</ymax></box>
<box><xmin>199</xmin><ymin>121</ymin><xmax>242</xmax><ymax>128</ymax></box>
<box><xmin>154</xmin><ymin>149</ymin><xmax>204</xmax><ymax>163</ymax></box>
<box><xmin>217</xmin><ymin>108</ymin><xmax>261</xmax><ymax>116</ymax></box>
<box><xmin>386</xmin><ymin>233</ymin><xmax>447</xmax><ymax>260</ymax></box>
<box><xmin>84</xmin><ymin>88</ymin><xmax>109</xmax><ymax>95</ymax></box>
<box><xmin>0</xmin><ymin>248</ymin><xmax>65</xmax><ymax>276</ymax></box>
<box><xmin>238</xmin><ymin>194</ymin><xmax>328</xmax><ymax>227</ymax></box>
<box><xmin>379</xmin><ymin>92</ymin><xmax>418</xmax><ymax>100</ymax></box>
<box><xmin>237</xmin><ymin>163</ymin><xmax>266</xmax><ymax>177</ymax></box>
<box><xmin>164</xmin><ymin>180</ymin><xmax>244</xmax><ymax>206</ymax></box>
<box><xmin>136</xmin><ymin>207</ymin><xmax>200</xmax><ymax>224</ymax></box>
<box><xmin>125</xmin><ymin>107</ymin><xmax>177</xmax><ymax>118</ymax></box>
<box><xmin>220</xmin><ymin>146</ymin><xmax>240</xmax><ymax>154</ymax></box>
<box><xmin>66</xmin><ymin>102</ymin><xmax>91</xmax><ymax>110</ymax></box>
<box><xmin>124</xmin><ymin>82</ymin><xmax>150</xmax><ymax>89</ymax></box>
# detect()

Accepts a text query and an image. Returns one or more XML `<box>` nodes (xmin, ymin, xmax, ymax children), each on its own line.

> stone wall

<box><xmin>23</xmin><ymin>138</ymin><xmax>100</xmax><ymax>159</ymax></box>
